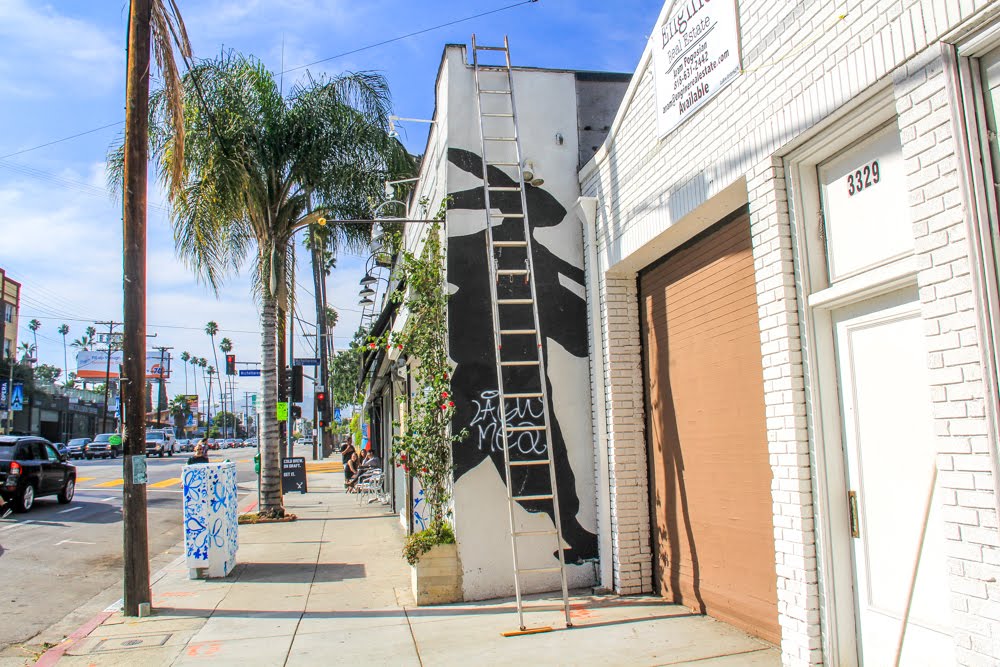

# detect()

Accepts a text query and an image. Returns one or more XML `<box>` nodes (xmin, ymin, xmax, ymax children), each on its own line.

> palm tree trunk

<box><xmin>209</xmin><ymin>335</ymin><xmax>224</xmax><ymax>435</ymax></box>
<box><xmin>259</xmin><ymin>292</ymin><xmax>284</xmax><ymax>516</ymax></box>
<box><xmin>62</xmin><ymin>335</ymin><xmax>68</xmax><ymax>383</ymax></box>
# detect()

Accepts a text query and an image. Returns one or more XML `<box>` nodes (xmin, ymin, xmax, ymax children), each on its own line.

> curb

<box><xmin>33</xmin><ymin>495</ymin><xmax>261</xmax><ymax>665</ymax></box>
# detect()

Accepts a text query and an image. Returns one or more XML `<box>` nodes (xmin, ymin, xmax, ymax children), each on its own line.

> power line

<box><xmin>0</xmin><ymin>1</ymin><xmax>541</xmax><ymax>164</ymax></box>
<box><xmin>281</xmin><ymin>0</ymin><xmax>539</xmax><ymax>74</ymax></box>
<box><xmin>0</xmin><ymin>122</ymin><xmax>124</xmax><ymax>160</ymax></box>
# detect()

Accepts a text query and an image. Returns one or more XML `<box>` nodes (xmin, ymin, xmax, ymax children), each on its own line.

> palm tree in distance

<box><xmin>28</xmin><ymin>319</ymin><xmax>40</xmax><ymax>364</ymax></box>
<box><xmin>205</xmin><ymin>322</ymin><xmax>225</xmax><ymax>435</ymax></box>
<box><xmin>180</xmin><ymin>351</ymin><xmax>190</xmax><ymax>395</ymax></box>
<box><xmin>131</xmin><ymin>52</ymin><xmax>411</xmax><ymax>517</ymax></box>
<box><xmin>58</xmin><ymin>324</ymin><xmax>70</xmax><ymax>382</ymax></box>
<box><xmin>18</xmin><ymin>342</ymin><xmax>36</xmax><ymax>364</ymax></box>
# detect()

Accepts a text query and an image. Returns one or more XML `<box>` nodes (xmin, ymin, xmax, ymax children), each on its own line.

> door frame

<box><xmin>785</xmin><ymin>88</ymin><xmax>917</xmax><ymax>666</ymax></box>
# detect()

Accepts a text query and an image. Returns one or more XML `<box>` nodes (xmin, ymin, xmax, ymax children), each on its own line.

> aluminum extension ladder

<box><xmin>471</xmin><ymin>34</ymin><xmax>572</xmax><ymax>632</ymax></box>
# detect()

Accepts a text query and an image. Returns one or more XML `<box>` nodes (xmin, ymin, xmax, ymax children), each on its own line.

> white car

<box><xmin>145</xmin><ymin>429</ymin><xmax>179</xmax><ymax>457</ymax></box>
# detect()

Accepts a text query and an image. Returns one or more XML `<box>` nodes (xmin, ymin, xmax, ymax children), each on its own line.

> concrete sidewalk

<box><xmin>40</xmin><ymin>474</ymin><xmax>779</xmax><ymax>666</ymax></box>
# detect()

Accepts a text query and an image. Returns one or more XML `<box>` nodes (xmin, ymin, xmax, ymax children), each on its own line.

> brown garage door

<box><xmin>639</xmin><ymin>210</ymin><xmax>779</xmax><ymax>644</ymax></box>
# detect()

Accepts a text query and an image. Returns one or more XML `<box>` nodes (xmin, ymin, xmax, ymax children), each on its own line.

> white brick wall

<box><xmin>581</xmin><ymin>1</ymin><xmax>1000</xmax><ymax>665</ymax></box>
<box><xmin>747</xmin><ymin>157</ymin><xmax>821</xmax><ymax>665</ymax></box>
<box><xmin>893</xmin><ymin>45</ymin><xmax>1000</xmax><ymax>666</ymax></box>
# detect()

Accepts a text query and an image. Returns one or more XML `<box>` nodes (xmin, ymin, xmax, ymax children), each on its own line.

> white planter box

<box><xmin>411</xmin><ymin>542</ymin><xmax>463</xmax><ymax>605</ymax></box>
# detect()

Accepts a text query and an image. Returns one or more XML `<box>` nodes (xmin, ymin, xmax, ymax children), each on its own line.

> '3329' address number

<box><xmin>847</xmin><ymin>160</ymin><xmax>880</xmax><ymax>196</ymax></box>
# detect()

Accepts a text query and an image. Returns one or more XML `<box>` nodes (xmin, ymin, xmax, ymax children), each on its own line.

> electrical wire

<box><xmin>1</xmin><ymin>1</ymin><xmax>541</xmax><ymax>166</ymax></box>
<box><xmin>280</xmin><ymin>0</ymin><xmax>539</xmax><ymax>74</ymax></box>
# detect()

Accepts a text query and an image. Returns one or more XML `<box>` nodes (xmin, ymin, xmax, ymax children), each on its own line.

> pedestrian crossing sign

<box><xmin>10</xmin><ymin>383</ymin><xmax>23</xmax><ymax>412</ymax></box>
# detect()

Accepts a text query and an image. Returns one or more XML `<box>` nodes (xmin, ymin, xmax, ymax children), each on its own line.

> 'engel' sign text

<box><xmin>653</xmin><ymin>0</ymin><xmax>741</xmax><ymax>136</ymax></box>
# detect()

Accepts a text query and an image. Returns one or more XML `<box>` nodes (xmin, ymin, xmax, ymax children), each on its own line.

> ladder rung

<box><xmin>478</xmin><ymin>65</ymin><xmax>511</xmax><ymax>72</ymax></box>
<box><xmin>507</xmin><ymin>425</ymin><xmax>545</xmax><ymax>432</ymax></box>
<box><xmin>500</xmin><ymin>360</ymin><xmax>540</xmax><ymax>367</ymax></box>
<box><xmin>499</xmin><ymin>330</ymin><xmax>536</xmax><ymax>335</ymax></box>
<box><xmin>497</xmin><ymin>269</ymin><xmax>528</xmax><ymax>275</ymax></box>
<box><xmin>509</xmin><ymin>459</ymin><xmax>550</xmax><ymax>467</ymax></box>
<box><xmin>512</xmin><ymin>528</ymin><xmax>559</xmax><ymax>537</ymax></box>
<box><xmin>493</xmin><ymin>240</ymin><xmax>527</xmax><ymax>247</ymax></box>
<box><xmin>479</xmin><ymin>89</ymin><xmax>511</xmax><ymax>94</ymax></box>
<box><xmin>513</xmin><ymin>494</ymin><xmax>554</xmax><ymax>502</ymax></box>
<box><xmin>484</xmin><ymin>137</ymin><xmax>517</xmax><ymax>141</ymax></box>
<box><xmin>516</xmin><ymin>566</ymin><xmax>561</xmax><ymax>574</ymax></box>
<box><xmin>490</xmin><ymin>212</ymin><xmax>524</xmax><ymax>218</ymax></box>
<box><xmin>482</xmin><ymin>113</ymin><xmax>514</xmax><ymax>117</ymax></box>
<box><xmin>489</xmin><ymin>186</ymin><xmax>521</xmax><ymax>191</ymax></box>
<box><xmin>518</xmin><ymin>604</ymin><xmax>568</xmax><ymax>613</ymax></box>
<box><xmin>487</xmin><ymin>161</ymin><xmax>519</xmax><ymax>166</ymax></box>
<box><xmin>497</xmin><ymin>298</ymin><xmax>533</xmax><ymax>304</ymax></box>
<box><xmin>476</xmin><ymin>45</ymin><xmax>508</xmax><ymax>52</ymax></box>
<box><xmin>503</xmin><ymin>391</ymin><xmax>542</xmax><ymax>398</ymax></box>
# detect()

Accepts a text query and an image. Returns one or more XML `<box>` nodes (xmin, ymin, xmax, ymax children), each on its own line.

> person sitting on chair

<box><xmin>187</xmin><ymin>443</ymin><xmax>210</xmax><ymax>465</ymax></box>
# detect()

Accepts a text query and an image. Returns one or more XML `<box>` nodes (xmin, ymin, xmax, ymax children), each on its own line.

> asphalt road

<box><xmin>0</xmin><ymin>449</ymin><xmax>259</xmax><ymax>654</ymax></box>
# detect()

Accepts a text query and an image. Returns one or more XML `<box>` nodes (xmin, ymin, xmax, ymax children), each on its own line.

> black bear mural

<box><xmin>446</xmin><ymin>146</ymin><xmax>598</xmax><ymax>564</ymax></box>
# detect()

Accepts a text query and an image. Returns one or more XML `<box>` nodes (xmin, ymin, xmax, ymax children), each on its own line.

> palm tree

<box><xmin>28</xmin><ymin>319</ymin><xmax>40</xmax><ymax>363</ymax></box>
<box><xmin>168</xmin><ymin>395</ymin><xmax>192</xmax><ymax>436</ymax></box>
<box><xmin>18</xmin><ymin>342</ymin><xmax>36</xmax><ymax>364</ymax></box>
<box><xmin>133</xmin><ymin>53</ymin><xmax>410</xmax><ymax>517</ymax></box>
<box><xmin>58</xmin><ymin>324</ymin><xmax>70</xmax><ymax>382</ymax></box>
<box><xmin>180</xmin><ymin>351</ymin><xmax>190</xmax><ymax>395</ymax></box>
<box><xmin>205</xmin><ymin>322</ymin><xmax>225</xmax><ymax>435</ymax></box>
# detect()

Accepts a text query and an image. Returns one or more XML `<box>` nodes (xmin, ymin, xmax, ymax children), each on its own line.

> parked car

<box><xmin>145</xmin><ymin>429</ymin><xmax>177</xmax><ymax>457</ymax></box>
<box><xmin>0</xmin><ymin>435</ymin><xmax>76</xmax><ymax>513</ymax></box>
<box><xmin>176</xmin><ymin>439</ymin><xmax>192</xmax><ymax>452</ymax></box>
<box><xmin>65</xmin><ymin>438</ymin><xmax>92</xmax><ymax>460</ymax></box>
<box><xmin>87</xmin><ymin>433</ymin><xmax>122</xmax><ymax>459</ymax></box>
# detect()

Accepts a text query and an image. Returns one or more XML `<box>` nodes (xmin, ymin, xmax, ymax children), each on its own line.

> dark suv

<box><xmin>66</xmin><ymin>438</ymin><xmax>92</xmax><ymax>460</ymax></box>
<box><xmin>87</xmin><ymin>433</ymin><xmax>122</xmax><ymax>459</ymax></box>
<box><xmin>0</xmin><ymin>436</ymin><xmax>76</xmax><ymax>513</ymax></box>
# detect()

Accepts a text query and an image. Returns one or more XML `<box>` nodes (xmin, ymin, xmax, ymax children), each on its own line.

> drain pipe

<box><xmin>575</xmin><ymin>195</ymin><xmax>613</xmax><ymax>592</ymax></box>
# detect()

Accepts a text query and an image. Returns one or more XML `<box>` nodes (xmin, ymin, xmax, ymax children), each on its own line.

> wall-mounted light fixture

<box><xmin>388</xmin><ymin>115</ymin><xmax>436</xmax><ymax>140</ymax></box>
<box><xmin>521</xmin><ymin>159</ymin><xmax>544</xmax><ymax>187</ymax></box>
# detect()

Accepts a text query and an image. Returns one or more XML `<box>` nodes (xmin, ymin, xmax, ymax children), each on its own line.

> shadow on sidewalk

<box><xmin>228</xmin><ymin>562</ymin><xmax>367</xmax><ymax>584</ymax></box>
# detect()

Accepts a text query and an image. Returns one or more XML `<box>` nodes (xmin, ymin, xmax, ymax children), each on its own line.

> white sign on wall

<box><xmin>652</xmin><ymin>0</ymin><xmax>741</xmax><ymax>136</ymax></box>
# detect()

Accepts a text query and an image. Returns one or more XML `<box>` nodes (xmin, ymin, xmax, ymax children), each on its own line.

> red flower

<box><xmin>403</xmin><ymin>466</ymin><xmax>409</xmax><ymax>473</ymax></box>
<box><xmin>448</xmin><ymin>401</ymin><xmax>454</xmax><ymax>407</ymax></box>
<box><xmin>386</xmin><ymin>344</ymin><xmax>391</xmax><ymax>350</ymax></box>
<box><xmin>368</xmin><ymin>342</ymin><xmax>376</xmax><ymax>349</ymax></box>
<box><xmin>397</xmin><ymin>344</ymin><xmax>403</xmax><ymax>349</ymax></box>
<box><xmin>440</xmin><ymin>391</ymin><xmax>449</xmax><ymax>398</ymax></box>
<box><xmin>400</xmin><ymin>452</ymin><xmax>406</xmax><ymax>460</ymax></box>
<box><xmin>421</xmin><ymin>467</ymin><xmax>428</xmax><ymax>473</ymax></box>
<box><xmin>440</xmin><ymin>404</ymin><xmax>447</xmax><ymax>411</ymax></box>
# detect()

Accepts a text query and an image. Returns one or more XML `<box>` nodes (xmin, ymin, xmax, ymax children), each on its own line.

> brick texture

<box><xmin>581</xmin><ymin>1</ymin><xmax>1000</xmax><ymax>665</ymax></box>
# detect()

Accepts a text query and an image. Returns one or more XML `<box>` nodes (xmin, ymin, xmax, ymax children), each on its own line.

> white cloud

<box><xmin>0</xmin><ymin>0</ymin><xmax>121</xmax><ymax>99</ymax></box>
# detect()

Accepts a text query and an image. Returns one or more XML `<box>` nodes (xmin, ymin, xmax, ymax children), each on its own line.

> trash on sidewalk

<box><xmin>182</xmin><ymin>461</ymin><xmax>238</xmax><ymax>579</ymax></box>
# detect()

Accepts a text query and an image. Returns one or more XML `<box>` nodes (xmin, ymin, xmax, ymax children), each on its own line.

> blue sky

<box><xmin>0</xmin><ymin>0</ymin><xmax>657</xmax><ymax>411</ymax></box>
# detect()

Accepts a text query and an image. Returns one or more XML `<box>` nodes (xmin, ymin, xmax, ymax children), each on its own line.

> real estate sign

<box><xmin>652</xmin><ymin>0</ymin><xmax>741</xmax><ymax>137</ymax></box>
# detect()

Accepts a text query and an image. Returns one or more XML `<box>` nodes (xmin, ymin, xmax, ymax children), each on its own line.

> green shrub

<box><xmin>403</xmin><ymin>521</ymin><xmax>455</xmax><ymax>565</ymax></box>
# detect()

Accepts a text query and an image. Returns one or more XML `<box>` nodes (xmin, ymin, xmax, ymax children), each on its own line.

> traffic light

<box><xmin>318</xmin><ymin>418</ymin><xmax>326</xmax><ymax>428</ymax></box>
<box><xmin>291</xmin><ymin>364</ymin><xmax>303</xmax><ymax>403</ymax></box>
<box><xmin>225</xmin><ymin>354</ymin><xmax>236</xmax><ymax>376</ymax></box>
<box><xmin>291</xmin><ymin>405</ymin><xmax>302</xmax><ymax>419</ymax></box>
<box><xmin>279</xmin><ymin>366</ymin><xmax>291</xmax><ymax>400</ymax></box>
<box><xmin>315</xmin><ymin>391</ymin><xmax>326</xmax><ymax>409</ymax></box>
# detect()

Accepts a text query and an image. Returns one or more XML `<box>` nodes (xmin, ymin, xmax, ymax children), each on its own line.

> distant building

<box><xmin>0</xmin><ymin>268</ymin><xmax>20</xmax><ymax>360</ymax></box>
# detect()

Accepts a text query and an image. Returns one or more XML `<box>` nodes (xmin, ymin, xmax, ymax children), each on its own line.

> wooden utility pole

<box><xmin>153</xmin><ymin>346</ymin><xmax>173</xmax><ymax>427</ymax></box>
<box><xmin>122</xmin><ymin>0</ymin><xmax>152</xmax><ymax>618</ymax></box>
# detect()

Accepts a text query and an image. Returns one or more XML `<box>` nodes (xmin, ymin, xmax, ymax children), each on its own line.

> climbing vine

<box><xmin>372</xmin><ymin>198</ymin><xmax>466</xmax><ymax>552</ymax></box>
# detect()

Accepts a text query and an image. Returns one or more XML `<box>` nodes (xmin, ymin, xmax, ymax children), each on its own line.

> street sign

<box><xmin>97</xmin><ymin>332</ymin><xmax>124</xmax><ymax>345</ymax></box>
<box><xmin>276</xmin><ymin>401</ymin><xmax>288</xmax><ymax>420</ymax></box>
<box><xmin>334</xmin><ymin>407</ymin><xmax>342</xmax><ymax>423</ymax></box>
<box><xmin>238</xmin><ymin>369</ymin><xmax>261</xmax><ymax>377</ymax></box>
<box><xmin>294</xmin><ymin>358</ymin><xmax>320</xmax><ymax>366</ymax></box>
<box><xmin>10</xmin><ymin>383</ymin><xmax>23</xmax><ymax>412</ymax></box>
<box><xmin>0</xmin><ymin>381</ymin><xmax>7</xmax><ymax>410</ymax></box>
<box><xmin>281</xmin><ymin>456</ymin><xmax>307</xmax><ymax>494</ymax></box>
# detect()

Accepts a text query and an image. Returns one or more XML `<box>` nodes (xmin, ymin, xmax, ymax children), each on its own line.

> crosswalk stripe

<box><xmin>149</xmin><ymin>477</ymin><xmax>181</xmax><ymax>488</ymax></box>
<box><xmin>94</xmin><ymin>479</ymin><xmax>124</xmax><ymax>488</ymax></box>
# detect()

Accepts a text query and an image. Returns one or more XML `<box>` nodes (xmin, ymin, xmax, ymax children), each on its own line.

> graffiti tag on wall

<box><xmin>470</xmin><ymin>389</ymin><xmax>546</xmax><ymax>455</ymax></box>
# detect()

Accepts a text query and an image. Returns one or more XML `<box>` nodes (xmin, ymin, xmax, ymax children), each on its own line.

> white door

<box><xmin>833</xmin><ymin>289</ymin><xmax>954</xmax><ymax>666</ymax></box>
